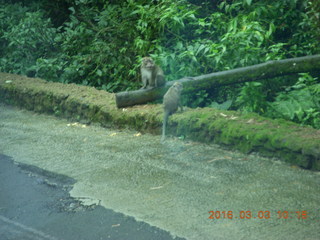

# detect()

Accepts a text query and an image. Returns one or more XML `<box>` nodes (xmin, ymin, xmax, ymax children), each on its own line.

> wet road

<box><xmin>0</xmin><ymin>154</ymin><xmax>184</xmax><ymax>240</ymax></box>
<box><xmin>0</xmin><ymin>104</ymin><xmax>319</xmax><ymax>239</ymax></box>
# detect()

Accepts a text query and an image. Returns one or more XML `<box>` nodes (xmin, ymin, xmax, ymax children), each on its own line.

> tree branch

<box><xmin>115</xmin><ymin>54</ymin><xmax>320</xmax><ymax>108</ymax></box>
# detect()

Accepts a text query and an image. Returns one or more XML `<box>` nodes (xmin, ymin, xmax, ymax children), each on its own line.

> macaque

<box><xmin>161</xmin><ymin>82</ymin><xmax>183</xmax><ymax>141</ymax></box>
<box><xmin>140</xmin><ymin>57</ymin><xmax>165</xmax><ymax>89</ymax></box>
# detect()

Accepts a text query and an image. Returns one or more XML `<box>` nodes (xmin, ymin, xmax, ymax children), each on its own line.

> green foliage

<box><xmin>0</xmin><ymin>3</ymin><xmax>57</xmax><ymax>76</ymax></box>
<box><xmin>183</xmin><ymin>90</ymin><xmax>210</xmax><ymax>108</ymax></box>
<box><xmin>33</xmin><ymin>57</ymin><xmax>67</xmax><ymax>82</ymax></box>
<box><xmin>288</xmin><ymin>1</ymin><xmax>320</xmax><ymax>55</ymax></box>
<box><xmin>209</xmin><ymin>100</ymin><xmax>233</xmax><ymax>110</ymax></box>
<box><xmin>1</xmin><ymin>0</ymin><xmax>319</xmax><ymax>86</ymax></box>
<box><xmin>267</xmin><ymin>74</ymin><xmax>320</xmax><ymax>129</ymax></box>
<box><xmin>0</xmin><ymin>0</ymin><xmax>319</xmax><ymax>128</ymax></box>
<box><xmin>236</xmin><ymin>82</ymin><xmax>268</xmax><ymax>114</ymax></box>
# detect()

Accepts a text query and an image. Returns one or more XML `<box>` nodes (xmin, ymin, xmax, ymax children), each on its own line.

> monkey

<box><xmin>161</xmin><ymin>82</ymin><xmax>183</xmax><ymax>141</ymax></box>
<box><xmin>140</xmin><ymin>57</ymin><xmax>165</xmax><ymax>89</ymax></box>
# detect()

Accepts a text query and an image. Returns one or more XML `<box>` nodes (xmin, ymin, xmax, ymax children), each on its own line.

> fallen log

<box><xmin>115</xmin><ymin>54</ymin><xmax>320</xmax><ymax>108</ymax></box>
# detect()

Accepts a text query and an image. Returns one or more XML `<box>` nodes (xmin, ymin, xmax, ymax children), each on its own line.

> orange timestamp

<box><xmin>208</xmin><ymin>210</ymin><xmax>308</xmax><ymax>220</ymax></box>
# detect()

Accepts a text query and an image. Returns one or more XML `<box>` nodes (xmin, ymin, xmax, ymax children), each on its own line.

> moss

<box><xmin>0</xmin><ymin>72</ymin><xmax>319</xmax><ymax>170</ymax></box>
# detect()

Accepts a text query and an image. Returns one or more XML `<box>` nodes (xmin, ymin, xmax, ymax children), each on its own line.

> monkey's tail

<box><xmin>161</xmin><ymin>112</ymin><xmax>169</xmax><ymax>142</ymax></box>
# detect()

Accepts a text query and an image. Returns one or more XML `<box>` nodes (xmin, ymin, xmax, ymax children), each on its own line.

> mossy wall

<box><xmin>0</xmin><ymin>72</ymin><xmax>319</xmax><ymax>170</ymax></box>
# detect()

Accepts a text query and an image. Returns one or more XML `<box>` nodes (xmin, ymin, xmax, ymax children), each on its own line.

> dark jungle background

<box><xmin>0</xmin><ymin>0</ymin><xmax>319</xmax><ymax>128</ymax></box>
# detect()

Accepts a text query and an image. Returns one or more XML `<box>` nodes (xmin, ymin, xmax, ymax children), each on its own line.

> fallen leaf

<box><xmin>150</xmin><ymin>186</ymin><xmax>164</xmax><ymax>190</ymax></box>
<box><xmin>207</xmin><ymin>158</ymin><xmax>222</xmax><ymax>163</ymax></box>
<box><xmin>247</xmin><ymin>119</ymin><xmax>254</xmax><ymax>123</ymax></box>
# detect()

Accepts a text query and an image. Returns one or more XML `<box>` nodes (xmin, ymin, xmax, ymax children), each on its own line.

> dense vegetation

<box><xmin>0</xmin><ymin>0</ymin><xmax>319</xmax><ymax>128</ymax></box>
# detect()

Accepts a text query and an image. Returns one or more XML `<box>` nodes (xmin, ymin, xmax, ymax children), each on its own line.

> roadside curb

<box><xmin>1</xmin><ymin>72</ymin><xmax>319</xmax><ymax>170</ymax></box>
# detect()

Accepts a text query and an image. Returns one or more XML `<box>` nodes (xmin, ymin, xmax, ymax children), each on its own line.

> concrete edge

<box><xmin>0</xmin><ymin>72</ymin><xmax>319</xmax><ymax>170</ymax></box>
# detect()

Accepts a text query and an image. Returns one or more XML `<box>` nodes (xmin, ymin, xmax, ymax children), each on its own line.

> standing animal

<box><xmin>161</xmin><ymin>82</ymin><xmax>183</xmax><ymax>141</ymax></box>
<box><xmin>140</xmin><ymin>57</ymin><xmax>165</xmax><ymax>89</ymax></box>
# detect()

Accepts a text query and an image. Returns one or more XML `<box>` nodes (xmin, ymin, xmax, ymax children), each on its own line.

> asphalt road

<box><xmin>0</xmin><ymin>154</ymin><xmax>184</xmax><ymax>240</ymax></box>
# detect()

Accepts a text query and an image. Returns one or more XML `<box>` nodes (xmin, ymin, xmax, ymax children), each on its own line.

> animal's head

<box><xmin>141</xmin><ymin>57</ymin><xmax>155</xmax><ymax>69</ymax></box>
<box><xmin>172</xmin><ymin>82</ymin><xmax>183</xmax><ymax>93</ymax></box>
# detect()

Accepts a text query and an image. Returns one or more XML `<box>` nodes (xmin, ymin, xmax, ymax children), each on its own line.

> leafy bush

<box><xmin>0</xmin><ymin>4</ymin><xmax>57</xmax><ymax>76</ymax></box>
<box><xmin>236</xmin><ymin>82</ymin><xmax>268</xmax><ymax>114</ymax></box>
<box><xmin>267</xmin><ymin>73</ymin><xmax>320</xmax><ymax>129</ymax></box>
<box><xmin>0</xmin><ymin>0</ymin><xmax>319</xmax><ymax>128</ymax></box>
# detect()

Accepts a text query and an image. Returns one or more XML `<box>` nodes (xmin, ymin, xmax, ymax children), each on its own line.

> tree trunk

<box><xmin>115</xmin><ymin>54</ymin><xmax>320</xmax><ymax>108</ymax></box>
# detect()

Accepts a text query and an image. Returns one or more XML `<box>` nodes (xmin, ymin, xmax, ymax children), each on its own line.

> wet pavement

<box><xmin>0</xmin><ymin>154</ymin><xmax>184</xmax><ymax>240</ymax></box>
<box><xmin>0</xmin><ymin>104</ymin><xmax>319</xmax><ymax>240</ymax></box>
